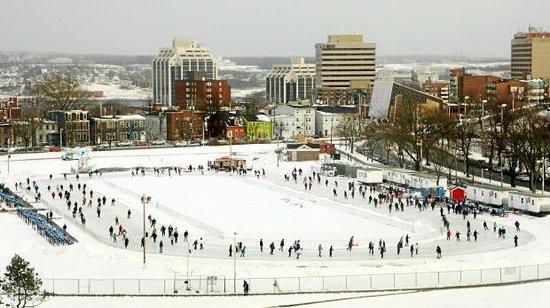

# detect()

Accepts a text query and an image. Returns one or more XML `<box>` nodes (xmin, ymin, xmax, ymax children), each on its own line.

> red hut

<box><xmin>450</xmin><ymin>186</ymin><xmax>466</xmax><ymax>202</ymax></box>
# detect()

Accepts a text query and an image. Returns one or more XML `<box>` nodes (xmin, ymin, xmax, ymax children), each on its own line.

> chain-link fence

<box><xmin>42</xmin><ymin>263</ymin><xmax>550</xmax><ymax>295</ymax></box>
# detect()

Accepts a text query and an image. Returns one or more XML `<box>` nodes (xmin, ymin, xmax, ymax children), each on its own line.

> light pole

<box><xmin>141</xmin><ymin>194</ymin><xmax>151</xmax><ymax>265</ymax></box>
<box><xmin>233</xmin><ymin>232</ymin><xmax>237</xmax><ymax>293</ymax></box>
<box><xmin>499</xmin><ymin>104</ymin><xmax>506</xmax><ymax>188</ymax></box>
<box><xmin>186</xmin><ymin>241</ymin><xmax>191</xmax><ymax>281</ymax></box>
<box><xmin>59</xmin><ymin>128</ymin><xmax>64</xmax><ymax>149</ymax></box>
<box><xmin>481</xmin><ymin>99</ymin><xmax>487</xmax><ymax>130</ymax></box>
<box><xmin>463</xmin><ymin>96</ymin><xmax>469</xmax><ymax>115</ymax></box>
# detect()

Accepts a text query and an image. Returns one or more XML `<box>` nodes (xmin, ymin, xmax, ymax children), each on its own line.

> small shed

<box><xmin>286</xmin><ymin>143</ymin><xmax>320</xmax><ymax>162</ymax></box>
<box><xmin>449</xmin><ymin>186</ymin><xmax>466</xmax><ymax>202</ymax></box>
<box><xmin>508</xmin><ymin>191</ymin><xmax>550</xmax><ymax>214</ymax></box>
<box><xmin>466</xmin><ymin>183</ymin><xmax>513</xmax><ymax>207</ymax></box>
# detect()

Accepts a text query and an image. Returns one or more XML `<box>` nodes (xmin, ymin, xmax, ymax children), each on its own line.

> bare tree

<box><xmin>32</xmin><ymin>74</ymin><xmax>89</xmax><ymax>111</ymax></box>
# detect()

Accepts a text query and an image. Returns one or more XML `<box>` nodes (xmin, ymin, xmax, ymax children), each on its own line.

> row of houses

<box><xmin>274</xmin><ymin>104</ymin><xmax>358</xmax><ymax>140</ymax></box>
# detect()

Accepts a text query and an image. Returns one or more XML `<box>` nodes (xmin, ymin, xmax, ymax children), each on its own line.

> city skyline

<box><xmin>1</xmin><ymin>0</ymin><xmax>549</xmax><ymax>57</ymax></box>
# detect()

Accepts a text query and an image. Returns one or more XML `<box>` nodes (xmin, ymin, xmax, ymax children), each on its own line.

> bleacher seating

<box><xmin>0</xmin><ymin>187</ymin><xmax>76</xmax><ymax>245</ymax></box>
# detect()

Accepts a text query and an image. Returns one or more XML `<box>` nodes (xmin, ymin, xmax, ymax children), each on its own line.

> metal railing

<box><xmin>42</xmin><ymin>263</ymin><xmax>550</xmax><ymax>295</ymax></box>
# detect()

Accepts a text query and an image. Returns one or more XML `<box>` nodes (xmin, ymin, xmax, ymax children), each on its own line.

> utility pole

<box><xmin>233</xmin><ymin>232</ymin><xmax>237</xmax><ymax>293</ymax></box>
<box><xmin>500</xmin><ymin>104</ymin><xmax>506</xmax><ymax>188</ymax></box>
<box><xmin>141</xmin><ymin>195</ymin><xmax>151</xmax><ymax>265</ymax></box>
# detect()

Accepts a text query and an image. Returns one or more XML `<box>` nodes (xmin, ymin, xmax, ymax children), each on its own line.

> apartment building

<box><xmin>152</xmin><ymin>38</ymin><xmax>218</xmax><ymax>107</ymax></box>
<box><xmin>265</xmin><ymin>57</ymin><xmax>316</xmax><ymax>104</ymax></box>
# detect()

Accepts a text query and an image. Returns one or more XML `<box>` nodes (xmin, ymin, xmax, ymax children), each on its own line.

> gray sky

<box><xmin>1</xmin><ymin>0</ymin><xmax>548</xmax><ymax>57</ymax></box>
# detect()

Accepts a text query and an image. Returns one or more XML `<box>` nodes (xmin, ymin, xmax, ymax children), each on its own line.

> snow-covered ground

<box><xmin>1</xmin><ymin>144</ymin><xmax>550</xmax><ymax>306</ymax></box>
<box><xmin>83</xmin><ymin>83</ymin><xmax>150</xmax><ymax>99</ymax></box>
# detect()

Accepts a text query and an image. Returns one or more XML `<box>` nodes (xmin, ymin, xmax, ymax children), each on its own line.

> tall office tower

<box><xmin>315</xmin><ymin>34</ymin><xmax>376</xmax><ymax>104</ymax></box>
<box><xmin>265</xmin><ymin>57</ymin><xmax>316</xmax><ymax>104</ymax></box>
<box><xmin>152</xmin><ymin>38</ymin><xmax>218</xmax><ymax>107</ymax></box>
<box><xmin>511</xmin><ymin>26</ymin><xmax>550</xmax><ymax>80</ymax></box>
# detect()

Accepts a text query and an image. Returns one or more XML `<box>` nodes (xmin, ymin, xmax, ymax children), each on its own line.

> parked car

<box><xmin>150</xmin><ymin>139</ymin><xmax>166</xmax><ymax>146</ymax></box>
<box><xmin>173</xmin><ymin>141</ymin><xmax>186</xmax><ymax>147</ymax></box>
<box><xmin>116</xmin><ymin>141</ymin><xmax>132</xmax><ymax>147</ymax></box>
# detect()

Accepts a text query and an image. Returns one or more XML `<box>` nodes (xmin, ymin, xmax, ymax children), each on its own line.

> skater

<box><xmin>124</xmin><ymin>237</ymin><xmax>129</xmax><ymax>248</ymax></box>
<box><xmin>243</xmin><ymin>280</ymin><xmax>249</xmax><ymax>295</ymax></box>
<box><xmin>159</xmin><ymin>240</ymin><xmax>164</xmax><ymax>253</ymax></box>
<box><xmin>347</xmin><ymin>236</ymin><xmax>354</xmax><ymax>251</ymax></box>
<box><xmin>280</xmin><ymin>239</ymin><xmax>285</xmax><ymax>251</ymax></box>
<box><xmin>229</xmin><ymin>244</ymin><xmax>233</xmax><ymax>257</ymax></box>
<box><xmin>329</xmin><ymin>245</ymin><xmax>334</xmax><ymax>257</ymax></box>
<box><xmin>515</xmin><ymin>221</ymin><xmax>520</xmax><ymax>232</ymax></box>
<box><xmin>260</xmin><ymin>239</ymin><xmax>264</xmax><ymax>253</ymax></box>
<box><xmin>514</xmin><ymin>234</ymin><xmax>519</xmax><ymax>247</ymax></box>
<box><xmin>317</xmin><ymin>244</ymin><xmax>323</xmax><ymax>257</ymax></box>
<box><xmin>127</xmin><ymin>209</ymin><xmax>131</xmax><ymax>219</ymax></box>
<box><xmin>410</xmin><ymin>244</ymin><xmax>414</xmax><ymax>257</ymax></box>
<box><xmin>436</xmin><ymin>246</ymin><xmax>442</xmax><ymax>259</ymax></box>
<box><xmin>240</xmin><ymin>246</ymin><xmax>246</xmax><ymax>257</ymax></box>
<box><xmin>269</xmin><ymin>242</ymin><xmax>275</xmax><ymax>255</ymax></box>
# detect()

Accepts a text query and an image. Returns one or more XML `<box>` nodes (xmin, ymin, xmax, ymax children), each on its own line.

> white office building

<box><xmin>152</xmin><ymin>38</ymin><xmax>218</xmax><ymax>107</ymax></box>
<box><xmin>315</xmin><ymin>34</ymin><xmax>376</xmax><ymax>104</ymax></box>
<box><xmin>265</xmin><ymin>57</ymin><xmax>316</xmax><ymax>104</ymax></box>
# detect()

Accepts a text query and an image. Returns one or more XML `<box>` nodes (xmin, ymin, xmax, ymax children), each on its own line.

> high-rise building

<box><xmin>315</xmin><ymin>34</ymin><xmax>376</xmax><ymax>104</ymax></box>
<box><xmin>511</xmin><ymin>26</ymin><xmax>550</xmax><ymax>80</ymax></box>
<box><xmin>152</xmin><ymin>38</ymin><xmax>218</xmax><ymax>107</ymax></box>
<box><xmin>265</xmin><ymin>57</ymin><xmax>316</xmax><ymax>104</ymax></box>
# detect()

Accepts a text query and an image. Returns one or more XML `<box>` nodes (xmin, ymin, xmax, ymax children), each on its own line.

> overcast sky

<box><xmin>1</xmin><ymin>0</ymin><xmax>548</xmax><ymax>58</ymax></box>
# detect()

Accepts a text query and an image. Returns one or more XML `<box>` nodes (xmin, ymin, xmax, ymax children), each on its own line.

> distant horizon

<box><xmin>1</xmin><ymin>0</ymin><xmax>548</xmax><ymax>58</ymax></box>
<box><xmin>0</xmin><ymin>49</ymin><xmax>511</xmax><ymax>62</ymax></box>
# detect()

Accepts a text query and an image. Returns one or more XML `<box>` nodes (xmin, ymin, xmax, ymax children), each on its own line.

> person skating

<box><xmin>514</xmin><ymin>234</ymin><xmax>519</xmax><ymax>247</ymax></box>
<box><xmin>269</xmin><ymin>242</ymin><xmax>275</xmax><ymax>255</ymax></box>
<box><xmin>317</xmin><ymin>244</ymin><xmax>323</xmax><ymax>257</ymax></box>
<box><xmin>410</xmin><ymin>244</ymin><xmax>414</xmax><ymax>257</ymax></box>
<box><xmin>193</xmin><ymin>239</ymin><xmax>198</xmax><ymax>250</ymax></box>
<box><xmin>260</xmin><ymin>239</ymin><xmax>263</xmax><ymax>253</ymax></box>
<box><xmin>127</xmin><ymin>209</ymin><xmax>131</xmax><ymax>219</ymax></box>
<box><xmin>436</xmin><ymin>246</ymin><xmax>442</xmax><ymax>259</ymax></box>
<box><xmin>473</xmin><ymin>230</ymin><xmax>478</xmax><ymax>241</ymax></box>
<box><xmin>240</xmin><ymin>246</ymin><xmax>246</xmax><ymax>257</ymax></box>
<box><xmin>347</xmin><ymin>236</ymin><xmax>354</xmax><ymax>251</ymax></box>
<box><xmin>243</xmin><ymin>280</ymin><xmax>249</xmax><ymax>295</ymax></box>
<box><xmin>280</xmin><ymin>239</ymin><xmax>285</xmax><ymax>251</ymax></box>
<box><xmin>515</xmin><ymin>221</ymin><xmax>520</xmax><ymax>232</ymax></box>
<box><xmin>159</xmin><ymin>240</ymin><xmax>164</xmax><ymax>253</ymax></box>
<box><xmin>124</xmin><ymin>237</ymin><xmax>129</xmax><ymax>248</ymax></box>
<box><xmin>329</xmin><ymin>245</ymin><xmax>334</xmax><ymax>257</ymax></box>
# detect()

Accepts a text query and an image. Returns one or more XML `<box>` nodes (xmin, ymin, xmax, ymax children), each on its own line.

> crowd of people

<box><xmin>15</xmin><ymin>162</ymin><xmax>524</xmax><ymax>262</ymax></box>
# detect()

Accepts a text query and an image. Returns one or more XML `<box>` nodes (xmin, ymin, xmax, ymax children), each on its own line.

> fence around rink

<box><xmin>41</xmin><ymin>263</ymin><xmax>550</xmax><ymax>295</ymax></box>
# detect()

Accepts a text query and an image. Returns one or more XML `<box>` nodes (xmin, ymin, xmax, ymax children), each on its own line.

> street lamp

<box><xmin>59</xmin><ymin>128</ymin><xmax>64</xmax><ymax>148</ymax></box>
<box><xmin>481</xmin><ymin>99</ymin><xmax>487</xmax><ymax>129</ymax></box>
<box><xmin>499</xmin><ymin>104</ymin><xmax>507</xmax><ymax>188</ymax></box>
<box><xmin>233</xmin><ymin>232</ymin><xmax>237</xmax><ymax>293</ymax></box>
<box><xmin>463</xmin><ymin>96</ymin><xmax>469</xmax><ymax>115</ymax></box>
<box><xmin>141</xmin><ymin>194</ymin><xmax>152</xmax><ymax>265</ymax></box>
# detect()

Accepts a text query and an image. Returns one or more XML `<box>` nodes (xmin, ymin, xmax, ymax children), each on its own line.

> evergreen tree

<box><xmin>0</xmin><ymin>254</ymin><xmax>46</xmax><ymax>308</ymax></box>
